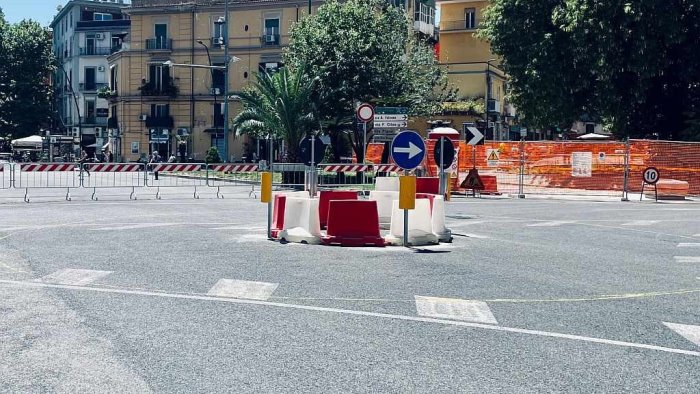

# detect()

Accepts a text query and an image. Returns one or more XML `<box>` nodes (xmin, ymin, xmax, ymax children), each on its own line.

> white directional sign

<box><xmin>466</xmin><ymin>127</ymin><xmax>484</xmax><ymax>146</ymax></box>
<box><xmin>375</xmin><ymin>121</ymin><xmax>408</xmax><ymax>129</ymax></box>
<box><xmin>375</xmin><ymin>114</ymin><xmax>408</xmax><ymax>121</ymax></box>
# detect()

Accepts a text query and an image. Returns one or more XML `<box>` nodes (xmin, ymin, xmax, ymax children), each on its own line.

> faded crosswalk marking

<box><xmin>91</xmin><ymin>223</ymin><xmax>178</xmax><ymax>231</ymax></box>
<box><xmin>664</xmin><ymin>322</ymin><xmax>700</xmax><ymax>348</ymax></box>
<box><xmin>622</xmin><ymin>220</ymin><xmax>659</xmax><ymax>226</ymax></box>
<box><xmin>37</xmin><ymin>268</ymin><xmax>112</xmax><ymax>285</ymax></box>
<box><xmin>415</xmin><ymin>295</ymin><xmax>498</xmax><ymax>325</ymax></box>
<box><xmin>678</xmin><ymin>243</ymin><xmax>700</xmax><ymax>248</ymax></box>
<box><xmin>207</xmin><ymin>279</ymin><xmax>278</xmax><ymax>300</ymax></box>
<box><xmin>674</xmin><ymin>256</ymin><xmax>700</xmax><ymax>263</ymax></box>
<box><xmin>527</xmin><ymin>221</ymin><xmax>575</xmax><ymax>227</ymax></box>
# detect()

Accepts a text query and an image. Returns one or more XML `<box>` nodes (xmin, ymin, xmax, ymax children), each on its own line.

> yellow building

<box><xmin>107</xmin><ymin>0</ymin><xmax>322</xmax><ymax>162</ymax></box>
<box><xmin>436</xmin><ymin>0</ymin><xmax>516</xmax><ymax>140</ymax></box>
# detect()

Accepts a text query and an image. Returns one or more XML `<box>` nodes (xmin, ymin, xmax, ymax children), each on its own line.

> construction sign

<box><xmin>487</xmin><ymin>149</ymin><xmax>500</xmax><ymax>167</ymax></box>
<box><xmin>461</xmin><ymin>168</ymin><xmax>484</xmax><ymax>190</ymax></box>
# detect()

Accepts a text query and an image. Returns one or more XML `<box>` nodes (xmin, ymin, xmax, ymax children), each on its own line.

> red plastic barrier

<box><xmin>416</xmin><ymin>177</ymin><xmax>439</xmax><ymax>194</ymax></box>
<box><xmin>318</xmin><ymin>190</ymin><xmax>358</xmax><ymax>229</ymax></box>
<box><xmin>270</xmin><ymin>194</ymin><xmax>287</xmax><ymax>238</ymax></box>
<box><xmin>322</xmin><ymin>200</ymin><xmax>385</xmax><ymax>247</ymax></box>
<box><xmin>481</xmin><ymin>175</ymin><xmax>500</xmax><ymax>194</ymax></box>
<box><xmin>416</xmin><ymin>193</ymin><xmax>435</xmax><ymax>212</ymax></box>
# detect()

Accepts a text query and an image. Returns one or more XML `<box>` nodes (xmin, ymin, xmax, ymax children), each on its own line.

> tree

<box><xmin>285</xmin><ymin>0</ymin><xmax>454</xmax><ymax>161</ymax></box>
<box><xmin>0</xmin><ymin>11</ymin><xmax>55</xmax><ymax>139</ymax></box>
<box><xmin>231</xmin><ymin>66</ymin><xmax>317</xmax><ymax>163</ymax></box>
<box><xmin>480</xmin><ymin>0</ymin><xmax>700</xmax><ymax>140</ymax></box>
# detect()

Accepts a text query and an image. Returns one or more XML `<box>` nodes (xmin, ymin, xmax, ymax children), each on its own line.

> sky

<box><xmin>0</xmin><ymin>0</ymin><xmax>65</xmax><ymax>26</ymax></box>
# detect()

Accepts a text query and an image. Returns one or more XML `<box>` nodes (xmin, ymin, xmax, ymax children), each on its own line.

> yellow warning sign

<box><xmin>487</xmin><ymin>149</ymin><xmax>500</xmax><ymax>167</ymax></box>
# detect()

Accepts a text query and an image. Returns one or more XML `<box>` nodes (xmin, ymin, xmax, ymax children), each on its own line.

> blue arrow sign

<box><xmin>391</xmin><ymin>130</ymin><xmax>426</xmax><ymax>170</ymax></box>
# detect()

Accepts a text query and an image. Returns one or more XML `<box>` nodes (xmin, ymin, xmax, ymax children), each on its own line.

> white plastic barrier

<box><xmin>431</xmin><ymin>195</ymin><xmax>452</xmax><ymax>243</ymax></box>
<box><xmin>278</xmin><ymin>197</ymin><xmax>322</xmax><ymax>244</ymax></box>
<box><xmin>385</xmin><ymin>199</ymin><xmax>439</xmax><ymax>246</ymax></box>
<box><xmin>375</xmin><ymin>176</ymin><xmax>400</xmax><ymax>192</ymax></box>
<box><xmin>0</xmin><ymin>163</ymin><xmax>10</xmax><ymax>189</ymax></box>
<box><xmin>368</xmin><ymin>191</ymin><xmax>399</xmax><ymax>229</ymax></box>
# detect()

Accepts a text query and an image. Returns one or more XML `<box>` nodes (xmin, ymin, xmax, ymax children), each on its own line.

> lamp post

<box><xmin>485</xmin><ymin>58</ymin><xmax>495</xmax><ymax>141</ymax></box>
<box><xmin>197</xmin><ymin>40</ymin><xmax>219</xmax><ymax>148</ymax></box>
<box><xmin>58</xmin><ymin>65</ymin><xmax>82</xmax><ymax>155</ymax></box>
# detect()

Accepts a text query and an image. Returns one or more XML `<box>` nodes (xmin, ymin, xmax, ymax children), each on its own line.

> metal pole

<box><xmin>439</xmin><ymin>138</ymin><xmax>445</xmax><ymax>196</ymax></box>
<box><xmin>310</xmin><ymin>135</ymin><xmax>316</xmax><ymax>197</ymax></box>
<box><xmin>518</xmin><ymin>138</ymin><xmax>525</xmax><ymax>198</ymax></box>
<box><xmin>267</xmin><ymin>134</ymin><xmax>273</xmax><ymax>239</ymax></box>
<box><xmin>403</xmin><ymin>169</ymin><xmax>409</xmax><ymax>247</ymax></box>
<box><xmin>485</xmin><ymin>61</ymin><xmax>490</xmax><ymax>141</ymax></box>
<box><xmin>223</xmin><ymin>0</ymin><xmax>230</xmax><ymax>162</ymax></box>
<box><xmin>362</xmin><ymin>121</ymin><xmax>367</xmax><ymax>188</ymax></box>
<box><xmin>622</xmin><ymin>138</ymin><xmax>630</xmax><ymax>201</ymax></box>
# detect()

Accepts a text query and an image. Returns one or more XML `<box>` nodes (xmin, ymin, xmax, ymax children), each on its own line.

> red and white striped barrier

<box><xmin>151</xmin><ymin>163</ymin><xmax>202</xmax><ymax>172</ymax></box>
<box><xmin>85</xmin><ymin>163</ymin><xmax>142</xmax><ymax>172</ymax></box>
<box><xmin>208</xmin><ymin>164</ymin><xmax>258</xmax><ymax>172</ymax></box>
<box><xmin>21</xmin><ymin>163</ymin><xmax>76</xmax><ymax>172</ymax></box>
<box><xmin>322</xmin><ymin>164</ymin><xmax>372</xmax><ymax>172</ymax></box>
<box><xmin>375</xmin><ymin>164</ymin><xmax>402</xmax><ymax>173</ymax></box>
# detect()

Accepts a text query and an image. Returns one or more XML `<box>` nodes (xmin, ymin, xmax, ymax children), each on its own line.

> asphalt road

<box><xmin>0</xmin><ymin>184</ymin><xmax>699</xmax><ymax>392</ymax></box>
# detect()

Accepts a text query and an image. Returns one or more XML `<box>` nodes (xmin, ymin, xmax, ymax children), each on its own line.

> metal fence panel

<box><xmin>145</xmin><ymin>163</ymin><xmax>207</xmax><ymax>199</ymax></box>
<box><xmin>17</xmin><ymin>162</ymin><xmax>80</xmax><ymax>202</ymax></box>
<box><xmin>317</xmin><ymin>164</ymin><xmax>375</xmax><ymax>190</ymax></box>
<box><xmin>627</xmin><ymin>140</ymin><xmax>700</xmax><ymax>197</ymax></box>
<box><xmin>270</xmin><ymin>163</ymin><xmax>306</xmax><ymax>190</ymax></box>
<box><xmin>206</xmin><ymin>164</ymin><xmax>259</xmax><ymax>198</ymax></box>
<box><xmin>81</xmin><ymin>163</ymin><xmax>146</xmax><ymax>200</ymax></box>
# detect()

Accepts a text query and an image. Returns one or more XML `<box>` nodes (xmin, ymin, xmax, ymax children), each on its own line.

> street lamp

<box><xmin>197</xmin><ymin>40</ymin><xmax>221</xmax><ymax>150</ymax></box>
<box><xmin>58</xmin><ymin>65</ymin><xmax>82</xmax><ymax>155</ymax></box>
<box><xmin>485</xmin><ymin>58</ymin><xmax>496</xmax><ymax>141</ymax></box>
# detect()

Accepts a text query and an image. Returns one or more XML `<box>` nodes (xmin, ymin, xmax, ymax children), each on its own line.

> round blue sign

<box><xmin>391</xmin><ymin>130</ymin><xmax>426</xmax><ymax>170</ymax></box>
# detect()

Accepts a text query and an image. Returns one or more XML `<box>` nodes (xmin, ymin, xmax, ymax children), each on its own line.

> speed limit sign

<box><xmin>642</xmin><ymin>167</ymin><xmax>660</xmax><ymax>184</ymax></box>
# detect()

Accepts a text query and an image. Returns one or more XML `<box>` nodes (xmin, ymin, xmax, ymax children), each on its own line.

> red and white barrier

<box><xmin>21</xmin><ymin>163</ymin><xmax>76</xmax><ymax>172</ymax></box>
<box><xmin>85</xmin><ymin>163</ymin><xmax>141</xmax><ymax>172</ymax></box>
<box><xmin>208</xmin><ymin>164</ymin><xmax>258</xmax><ymax>172</ymax></box>
<box><xmin>322</xmin><ymin>164</ymin><xmax>372</xmax><ymax>172</ymax></box>
<box><xmin>151</xmin><ymin>163</ymin><xmax>202</xmax><ymax>172</ymax></box>
<box><xmin>375</xmin><ymin>164</ymin><xmax>401</xmax><ymax>173</ymax></box>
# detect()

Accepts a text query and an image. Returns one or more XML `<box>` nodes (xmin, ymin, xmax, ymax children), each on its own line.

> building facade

<box><xmin>51</xmin><ymin>0</ymin><xmax>131</xmax><ymax>155</ymax></box>
<box><xmin>436</xmin><ymin>0</ymin><xmax>517</xmax><ymax>140</ymax></box>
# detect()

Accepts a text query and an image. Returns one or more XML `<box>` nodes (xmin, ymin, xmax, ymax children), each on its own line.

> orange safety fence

<box><xmin>364</xmin><ymin>139</ymin><xmax>700</xmax><ymax>197</ymax></box>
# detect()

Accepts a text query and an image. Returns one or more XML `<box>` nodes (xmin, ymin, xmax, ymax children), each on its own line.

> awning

<box><xmin>11</xmin><ymin>135</ymin><xmax>43</xmax><ymax>149</ymax></box>
<box><xmin>577</xmin><ymin>133</ymin><xmax>612</xmax><ymax>140</ymax></box>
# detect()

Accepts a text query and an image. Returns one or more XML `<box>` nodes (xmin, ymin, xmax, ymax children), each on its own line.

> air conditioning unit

<box><xmin>97</xmin><ymin>66</ymin><xmax>105</xmax><ymax>72</ymax></box>
<box><xmin>211</xmin><ymin>88</ymin><xmax>221</xmax><ymax>95</ymax></box>
<box><xmin>95</xmin><ymin>33</ymin><xmax>105</xmax><ymax>40</ymax></box>
<box><xmin>95</xmin><ymin>127</ymin><xmax>103</xmax><ymax>134</ymax></box>
<box><xmin>487</xmin><ymin>99</ymin><xmax>501</xmax><ymax>113</ymax></box>
<box><xmin>212</xmin><ymin>37</ymin><xmax>224</xmax><ymax>46</ymax></box>
<box><xmin>265</xmin><ymin>34</ymin><xmax>276</xmax><ymax>43</ymax></box>
<box><xmin>71</xmin><ymin>127</ymin><xmax>80</xmax><ymax>137</ymax></box>
<box><xmin>139</xmin><ymin>114</ymin><xmax>148</xmax><ymax>121</ymax></box>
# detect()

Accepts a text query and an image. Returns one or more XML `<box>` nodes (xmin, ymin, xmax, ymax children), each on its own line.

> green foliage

<box><xmin>205</xmin><ymin>146</ymin><xmax>221</xmax><ymax>163</ymax></box>
<box><xmin>97</xmin><ymin>85</ymin><xmax>117</xmax><ymax>99</ymax></box>
<box><xmin>285</xmin><ymin>0</ymin><xmax>455</xmax><ymax>160</ymax></box>
<box><xmin>440</xmin><ymin>98</ymin><xmax>485</xmax><ymax>116</ymax></box>
<box><xmin>231</xmin><ymin>67</ymin><xmax>317</xmax><ymax>163</ymax></box>
<box><xmin>480</xmin><ymin>0</ymin><xmax>700</xmax><ymax>141</ymax></box>
<box><xmin>0</xmin><ymin>11</ymin><xmax>55</xmax><ymax>138</ymax></box>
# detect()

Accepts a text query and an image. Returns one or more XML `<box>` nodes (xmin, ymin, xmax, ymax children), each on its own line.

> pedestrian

<box><xmin>78</xmin><ymin>149</ymin><xmax>90</xmax><ymax>176</ymax></box>
<box><xmin>149</xmin><ymin>151</ymin><xmax>161</xmax><ymax>180</ymax></box>
<box><xmin>104</xmin><ymin>150</ymin><xmax>113</xmax><ymax>163</ymax></box>
<box><xmin>168</xmin><ymin>154</ymin><xmax>176</xmax><ymax>163</ymax></box>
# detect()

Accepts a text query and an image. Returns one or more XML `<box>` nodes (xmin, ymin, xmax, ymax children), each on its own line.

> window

<box><xmin>465</xmin><ymin>8</ymin><xmax>476</xmax><ymax>29</ymax></box>
<box><xmin>414</xmin><ymin>1</ymin><xmax>435</xmax><ymax>25</ymax></box>
<box><xmin>150</xmin><ymin>104</ymin><xmax>169</xmax><ymax>118</ymax></box>
<box><xmin>258</xmin><ymin>62</ymin><xmax>282</xmax><ymax>73</ymax></box>
<box><xmin>85</xmin><ymin>99</ymin><xmax>96</xmax><ymax>121</ymax></box>
<box><xmin>214</xmin><ymin>102</ymin><xmax>225</xmax><ymax>127</ymax></box>
<box><xmin>84</xmin><ymin>67</ymin><xmax>96</xmax><ymax>90</ymax></box>
<box><xmin>131</xmin><ymin>141</ymin><xmax>139</xmax><ymax>154</ymax></box>
<box><xmin>148</xmin><ymin>64</ymin><xmax>170</xmax><ymax>91</ymax></box>
<box><xmin>111</xmin><ymin>36</ymin><xmax>120</xmax><ymax>50</ymax></box>
<box><xmin>212</xmin><ymin>16</ymin><xmax>224</xmax><ymax>41</ymax></box>
<box><xmin>212</xmin><ymin>63</ymin><xmax>225</xmax><ymax>92</ymax></box>
<box><xmin>94</xmin><ymin>13</ymin><xmax>113</xmax><ymax>21</ymax></box>
<box><xmin>263</xmin><ymin>17</ymin><xmax>280</xmax><ymax>45</ymax></box>
<box><xmin>110</xmin><ymin>65</ymin><xmax>118</xmax><ymax>92</ymax></box>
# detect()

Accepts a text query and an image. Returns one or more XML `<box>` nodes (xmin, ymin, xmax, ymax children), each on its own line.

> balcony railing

<box><xmin>81</xmin><ymin>116</ymin><xmax>109</xmax><ymax>125</ymax></box>
<box><xmin>139</xmin><ymin>79</ymin><xmax>179</xmax><ymax>98</ymax></box>
<box><xmin>79</xmin><ymin>47</ymin><xmax>112</xmax><ymax>56</ymax></box>
<box><xmin>76</xmin><ymin>19</ymin><xmax>130</xmax><ymax>30</ymax></box>
<box><xmin>440</xmin><ymin>20</ymin><xmax>477</xmax><ymax>32</ymax></box>
<box><xmin>79</xmin><ymin>82</ymin><xmax>108</xmax><ymax>92</ymax></box>
<box><xmin>145</xmin><ymin>116</ymin><xmax>174</xmax><ymax>128</ymax></box>
<box><xmin>145</xmin><ymin>38</ymin><xmax>172</xmax><ymax>50</ymax></box>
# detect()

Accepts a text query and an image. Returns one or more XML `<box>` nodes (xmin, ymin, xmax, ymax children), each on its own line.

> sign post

<box><xmin>641</xmin><ymin>167</ymin><xmax>660</xmax><ymax>202</ymax></box>
<box><xmin>357</xmin><ymin>104</ymin><xmax>374</xmax><ymax>187</ymax></box>
<box><xmin>433</xmin><ymin>136</ymin><xmax>455</xmax><ymax>197</ymax></box>
<box><xmin>391</xmin><ymin>130</ymin><xmax>426</xmax><ymax>247</ymax></box>
<box><xmin>299</xmin><ymin>135</ymin><xmax>326</xmax><ymax>197</ymax></box>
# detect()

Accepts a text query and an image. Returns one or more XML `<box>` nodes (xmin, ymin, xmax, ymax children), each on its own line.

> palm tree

<box><xmin>232</xmin><ymin>66</ymin><xmax>317</xmax><ymax>163</ymax></box>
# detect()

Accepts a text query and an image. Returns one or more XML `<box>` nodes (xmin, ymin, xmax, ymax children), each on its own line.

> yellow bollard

<box><xmin>260</xmin><ymin>172</ymin><xmax>272</xmax><ymax>203</ymax></box>
<box><xmin>399</xmin><ymin>176</ymin><xmax>416</xmax><ymax>210</ymax></box>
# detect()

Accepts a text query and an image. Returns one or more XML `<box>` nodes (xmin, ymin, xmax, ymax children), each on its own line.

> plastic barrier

<box><xmin>318</xmin><ymin>164</ymin><xmax>374</xmax><ymax>190</ymax></box>
<box><xmin>481</xmin><ymin>175</ymin><xmax>500</xmax><ymax>195</ymax></box>
<box><xmin>416</xmin><ymin>177</ymin><xmax>439</xmax><ymax>195</ymax></box>
<box><xmin>385</xmin><ymin>199</ymin><xmax>439</xmax><ymax>246</ymax></box>
<box><xmin>318</xmin><ymin>190</ymin><xmax>358</xmax><ymax>229</ymax></box>
<box><xmin>270</xmin><ymin>191</ymin><xmax>310</xmax><ymax>239</ymax></box>
<box><xmin>646</xmin><ymin>179</ymin><xmax>689</xmax><ymax>200</ymax></box>
<box><xmin>82</xmin><ymin>163</ymin><xmax>145</xmax><ymax>201</ymax></box>
<box><xmin>0</xmin><ymin>163</ymin><xmax>11</xmax><ymax>189</ymax></box>
<box><xmin>17</xmin><ymin>163</ymin><xmax>80</xmax><ymax>202</ymax></box>
<box><xmin>146</xmin><ymin>163</ymin><xmax>206</xmax><ymax>199</ymax></box>
<box><xmin>375</xmin><ymin>176</ymin><xmax>400</xmax><ymax>192</ymax></box>
<box><xmin>206</xmin><ymin>163</ymin><xmax>259</xmax><ymax>198</ymax></box>
<box><xmin>429</xmin><ymin>195</ymin><xmax>452</xmax><ymax>242</ymax></box>
<box><xmin>278</xmin><ymin>197</ymin><xmax>322</xmax><ymax>244</ymax></box>
<box><xmin>322</xmin><ymin>200</ymin><xmax>385</xmax><ymax>247</ymax></box>
<box><xmin>368</xmin><ymin>190</ymin><xmax>399</xmax><ymax>229</ymax></box>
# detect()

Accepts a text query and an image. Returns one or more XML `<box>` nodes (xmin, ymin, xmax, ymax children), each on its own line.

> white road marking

<box><xmin>207</xmin><ymin>279</ymin><xmax>278</xmax><ymax>300</ymax></box>
<box><xmin>674</xmin><ymin>256</ymin><xmax>700</xmax><ymax>263</ymax></box>
<box><xmin>459</xmin><ymin>233</ymin><xmax>489</xmax><ymax>239</ymax></box>
<box><xmin>622</xmin><ymin>220</ymin><xmax>659</xmax><ymax>226</ymax></box>
<box><xmin>415</xmin><ymin>296</ymin><xmax>498</xmax><ymax>324</ymax></box>
<box><xmin>527</xmin><ymin>221</ymin><xmax>575</xmax><ymax>227</ymax></box>
<box><xmin>36</xmin><ymin>269</ymin><xmax>112</xmax><ymax>286</ymax></box>
<box><xmin>694</xmin><ymin>234</ymin><xmax>700</xmax><ymax>237</ymax></box>
<box><xmin>91</xmin><ymin>223</ymin><xmax>178</xmax><ymax>231</ymax></box>
<box><xmin>663</xmin><ymin>322</ymin><xmax>700</xmax><ymax>348</ymax></box>
<box><xmin>0</xmin><ymin>279</ymin><xmax>698</xmax><ymax>357</ymax></box>
<box><xmin>677</xmin><ymin>243</ymin><xmax>700</xmax><ymax>248</ymax></box>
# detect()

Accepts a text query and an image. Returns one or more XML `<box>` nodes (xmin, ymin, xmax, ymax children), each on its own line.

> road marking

<box><xmin>0</xmin><ymin>279</ymin><xmax>698</xmax><ymax>357</ymax></box>
<box><xmin>36</xmin><ymin>269</ymin><xmax>112</xmax><ymax>285</ymax></box>
<box><xmin>236</xmin><ymin>234</ymin><xmax>269</xmax><ymax>243</ymax></box>
<box><xmin>213</xmin><ymin>226</ymin><xmax>267</xmax><ymax>231</ymax></box>
<box><xmin>91</xmin><ymin>223</ymin><xmax>179</xmax><ymax>231</ymax></box>
<box><xmin>674</xmin><ymin>256</ymin><xmax>700</xmax><ymax>263</ymax></box>
<box><xmin>622</xmin><ymin>220</ymin><xmax>659</xmax><ymax>226</ymax></box>
<box><xmin>527</xmin><ymin>221</ymin><xmax>575</xmax><ymax>227</ymax></box>
<box><xmin>207</xmin><ymin>279</ymin><xmax>278</xmax><ymax>300</ymax></box>
<box><xmin>459</xmin><ymin>233</ymin><xmax>489</xmax><ymax>239</ymax></box>
<box><xmin>678</xmin><ymin>243</ymin><xmax>700</xmax><ymax>248</ymax></box>
<box><xmin>663</xmin><ymin>322</ymin><xmax>700</xmax><ymax>348</ymax></box>
<box><xmin>415</xmin><ymin>296</ymin><xmax>498</xmax><ymax>324</ymax></box>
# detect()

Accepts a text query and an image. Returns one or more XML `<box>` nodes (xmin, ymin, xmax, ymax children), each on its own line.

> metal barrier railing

<box><xmin>1</xmin><ymin>163</ymin><xmax>11</xmax><ymax>189</ymax></box>
<box><xmin>206</xmin><ymin>164</ymin><xmax>259</xmax><ymax>199</ymax></box>
<box><xmin>270</xmin><ymin>163</ymin><xmax>307</xmax><ymax>190</ymax></box>
<box><xmin>17</xmin><ymin>162</ymin><xmax>80</xmax><ymax>202</ymax></box>
<box><xmin>146</xmin><ymin>163</ymin><xmax>206</xmax><ymax>199</ymax></box>
<box><xmin>317</xmin><ymin>164</ymin><xmax>376</xmax><ymax>190</ymax></box>
<box><xmin>82</xmin><ymin>163</ymin><xmax>146</xmax><ymax>201</ymax></box>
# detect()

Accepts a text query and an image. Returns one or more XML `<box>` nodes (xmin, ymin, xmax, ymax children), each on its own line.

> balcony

<box><xmin>76</xmin><ymin>19</ymin><xmax>130</xmax><ymax>31</ymax></box>
<box><xmin>81</xmin><ymin>116</ymin><xmax>108</xmax><ymax>126</ymax></box>
<box><xmin>139</xmin><ymin>79</ymin><xmax>179</xmax><ymax>98</ymax></box>
<box><xmin>145</xmin><ymin>116</ymin><xmax>174</xmax><ymax>128</ymax></box>
<box><xmin>79</xmin><ymin>82</ymin><xmax>108</xmax><ymax>92</ymax></box>
<box><xmin>145</xmin><ymin>38</ymin><xmax>172</xmax><ymax>51</ymax></box>
<box><xmin>440</xmin><ymin>20</ymin><xmax>477</xmax><ymax>32</ymax></box>
<box><xmin>79</xmin><ymin>46</ymin><xmax>112</xmax><ymax>56</ymax></box>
